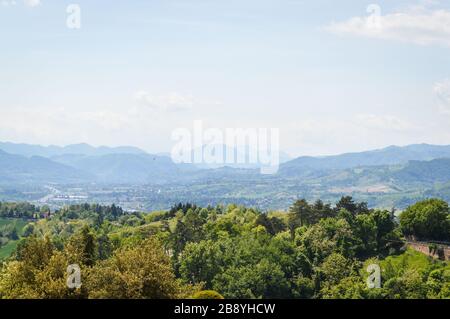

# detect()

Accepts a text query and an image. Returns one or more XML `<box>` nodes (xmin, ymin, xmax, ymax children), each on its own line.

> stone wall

<box><xmin>406</xmin><ymin>241</ymin><xmax>450</xmax><ymax>261</ymax></box>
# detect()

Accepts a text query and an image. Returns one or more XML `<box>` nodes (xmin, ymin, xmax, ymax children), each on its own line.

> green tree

<box><xmin>383</xmin><ymin>269</ymin><xmax>428</xmax><ymax>299</ymax></box>
<box><xmin>22</xmin><ymin>223</ymin><xmax>35</xmax><ymax>238</ymax></box>
<box><xmin>179</xmin><ymin>240</ymin><xmax>223</xmax><ymax>288</ymax></box>
<box><xmin>335</xmin><ymin>196</ymin><xmax>369</xmax><ymax>216</ymax></box>
<box><xmin>321</xmin><ymin>276</ymin><xmax>366</xmax><ymax>299</ymax></box>
<box><xmin>400</xmin><ymin>199</ymin><xmax>450</xmax><ymax>241</ymax></box>
<box><xmin>289</xmin><ymin>199</ymin><xmax>314</xmax><ymax>227</ymax></box>
<box><xmin>212</xmin><ymin>259</ymin><xmax>290</xmax><ymax>299</ymax></box>
<box><xmin>66</xmin><ymin>226</ymin><xmax>97</xmax><ymax>266</ymax></box>
<box><xmin>0</xmin><ymin>236</ymin><xmax>85</xmax><ymax>299</ymax></box>
<box><xmin>192</xmin><ymin>290</ymin><xmax>224</xmax><ymax>299</ymax></box>
<box><xmin>85</xmin><ymin>238</ymin><xmax>198</xmax><ymax>299</ymax></box>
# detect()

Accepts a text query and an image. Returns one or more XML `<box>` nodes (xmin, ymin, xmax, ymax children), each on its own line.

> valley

<box><xmin>1</xmin><ymin>142</ymin><xmax>450</xmax><ymax>211</ymax></box>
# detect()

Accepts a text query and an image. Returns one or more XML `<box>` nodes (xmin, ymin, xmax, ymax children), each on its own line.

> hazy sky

<box><xmin>1</xmin><ymin>0</ymin><xmax>450</xmax><ymax>156</ymax></box>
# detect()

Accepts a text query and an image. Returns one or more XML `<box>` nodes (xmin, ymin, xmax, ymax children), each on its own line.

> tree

<box><xmin>171</xmin><ymin>219</ymin><xmax>190</xmax><ymax>257</ymax></box>
<box><xmin>291</xmin><ymin>276</ymin><xmax>315</xmax><ymax>299</ymax></box>
<box><xmin>97</xmin><ymin>232</ymin><xmax>113</xmax><ymax>260</ymax></box>
<box><xmin>192</xmin><ymin>290</ymin><xmax>224</xmax><ymax>299</ymax></box>
<box><xmin>289</xmin><ymin>199</ymin><xmax>314</xmax><ymax>231</ymax></box>
<box><xmin>319</xmin><ymin>253</ymin><xmax>352</xmax><ymax>287</ymax></box>
<box><xmin>353</xmin><ymin>214</ymin><xmax>378</xmax><ymax>257</ymax></box>
<box><xmin>335</xmin><ymin>196</ymin><xmax>369</xmax><ymax>216</ymax></box>
<box><xmin>0</xmin><ymin>236</ymin><xmax>85</xmax><ymax>299</ymax></box>
<box><xmin>312</xmin><ymin>199</ymin><xmax>335</xmax><ymax>219</ymax></box>
<box><xmin>66</xmin><ymin>226</ymin><xmax>97</xmax><ymax>266</ymax></box>
<box><xmin>10</xmin><ymin>228</ymin><xmax>19</xmax><ymax>240</ymax></box>
<box><xmin>85</xmin><ymin>238</ymin><xmax>198</xmax><ymax>299</ymax></box>
<box><xmin>371</xmin><ymin>210</ymin><xmax>402</xmax><ymax>255</ymax></box>
<box><xmin>298</xmin><ymin>223</ymin><xmax>338</xmax><ymax>264</ymax></box>
<box><xmin>22</xmin><ymin>223</ymin><xmax>35</xmax><ymax>237</ymax></box>
<box><xmin>255</xmin><ymin>214</ymin><xmax>286</xmax><ymax>235</ymax></box>
<box><xmin>179</xmin><ymin>240</ymin><xmax>223</xmax><ymax>288</ymax></box>
<box><xmin>383</xmin><ymin>269</ymin><xmax>428</xmax><ymax>299</ymax></box>
<box><xmin>321</xmin><ymin>276</ymin><xmax>366</xmax><ymax>299</ymax></box>
<box><xmin>212</xmin><ymin>259</ymin><xmax>290</xmax><ymax>299</ymax></box>
<box><xmin>399</xmin><ymin>199</ymin><xmax>450</xmax><ymax>241</ymax></box>
<box><xmin>14</xmin><ymin>235</ymin><xmax>55</xmax><ymax>269</ymax></box>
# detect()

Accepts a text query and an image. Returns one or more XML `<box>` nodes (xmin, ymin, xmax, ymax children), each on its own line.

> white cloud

<box><xmin>1</xmin><ymin>0</ymin><xmax>18</xmax><ymax>6</ymax></box>
<box><xmin>434</xmin><ymin>79</ymin><xmax>450</xmax><ymax>114</ymax></box>
<box><xmin>23</xmin><ymin>0</ymin><xmax>40</xmax><ymax>7</ymax></box>
<box><xmin>283</xmin><ymin>114</ymin><xmax>422</xmax><ymax>156</ymax></box>
<box><xmin>134</xmin><ymin>91</ymin><xmax>195</xmax><ymax>112</ymax></box>
<box><xmin>355</xmin><ymin>114</ymin><xmax>416</xmax><ymax>131</ymax></box>
<box><xmin>325</xmin><ymin>5</ymin><xmax>450</xmax><ymax>47</ymax></box>
<box><xmin>292</xmin><ymin>115</ymin><xmax>415</xmax><ymax>134</ymax></box>
<box><xmin>133</xmin><ymin>91</ymin><xmax>222</xmax><ymax>112</ymax></box>
<box><xmin>0</xmin><ymin>90</ymin><xmax>223</xmax><ymax>150</ymax></box>
<box><xmin>0</xmin><ymin>105</ymin><xmax>159</xmax><ymax>148</ymax></box>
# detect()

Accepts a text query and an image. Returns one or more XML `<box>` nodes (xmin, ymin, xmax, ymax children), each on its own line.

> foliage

<box><xmin>85</xmin><ymin>238</ymin><xmax>198</xmax><ymax>299</ymax></box>
<box><xmin>0</xmin><ymin>197</ymin><xmax>448</xmax><ymax>299</ymax></box>
<box><xmin>192</xmin><ymin>290</ymin><xmax>224</xmax><ymax>299</ymax></box>
<box><xmin>399</xmin><ymin>198</ymin><xmax>450</xmax><ymax>241</ymax></box>
<box><xmin>0</xmin><ymin>202</ymin><xmax>40</xmax><ymax>219</ymax></box>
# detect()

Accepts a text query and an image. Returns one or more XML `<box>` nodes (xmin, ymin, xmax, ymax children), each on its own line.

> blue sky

<box><xmin>1</xmin><ymin>0</ymin><xmax>450</xmax><ymax>156</ymax></box>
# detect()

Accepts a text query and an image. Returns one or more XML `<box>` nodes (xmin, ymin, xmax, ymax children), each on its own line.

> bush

<box><xmin>192</xmin><ymin>290</ymin><xmax>224</xmax><ymax>300</ymax></box>
<box><xmin>399</xmin><ymin>199</ymin><xmax>449</xmax><ymax>241</ymax></box>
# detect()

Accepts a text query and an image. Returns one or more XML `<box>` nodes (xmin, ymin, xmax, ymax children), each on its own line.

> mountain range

<box><xmin>0</xmin><ymin>142</ymin><xmax>146</xmax><ymax>158</ymax></box>
<box><xmin>0</xmin><ymin>141</ymin><xmax>450</xmax><ymax>186</ymax></box>
<box><xmin>279</xmin><ymin>144</ymin><xmax>450</xmax><ymax>175</ymax></box>
<box><xmin>0</xmin><ymin>150</ymin><xmax>92</xmax><ymax>184</ymax></box>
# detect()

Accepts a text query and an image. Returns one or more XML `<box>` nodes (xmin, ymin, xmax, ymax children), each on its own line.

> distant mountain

<box><xmin>393</xmin><ymin>158</ymin><xmax>450</xmax><ymax>183</ymax></box>
<box><xmin>188</xmin><ymin>144</ymin><xmax>292</xmax><ymax>170</ymax></box>
<box><xmin>2</xmin><ymin>142</ymin><xmax>450</xmax><ymax>210</ymax></box>
<box><xmin>147</xmin><ymin>156</ymin><xmax>450</xmax><ymax>210</ymax></box>
<box><xmin>0</xmin><ymin>148</ymin><xmax>190</xmax><ymax>185</ymax></box>
<box><xmin>0</xmin><ymin>150</ymin><xmax>92</xmax><ymax>185</ymax></box>
<box><xmin>299</xmin><ymin>157</ymin><xmax>450</xmax><ymax>189</ymax></box>
<box><xmin>51</xmin><ymin>153</ymin><xmax>184</xmax><ymax>184</ymax></box>
<box><xmin>2</xmin><ymin>142</ymin><xmax>450</xmax><ymax>189</ymax></box>
<box><xmin>0</xmin><ymin>142</ymin><xmax>146</xmax><ymax>158</ymax></box>
<box><xmin>280</xmin><ymin>144</ymin><xmax>450</xmax><ymax>175</ymax></box>
<box><xmin>0</xmin><ymin>142</ymin><xmax>200</xmax><ymax>184</ymax></box>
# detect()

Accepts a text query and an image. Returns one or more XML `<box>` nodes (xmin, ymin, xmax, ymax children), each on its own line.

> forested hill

<box><xmin>0</xmin><ymin>143</ymin><xmax>450</xmax><ymax>185</ymax></box>
<box><xmin>0</xmin><ymin>150</ymin><xmax>93</xmax><ymax>184</ymax></box>
<box><xmin>393</xmin><ymin>158</ymin><xmax>450</xmax><ymax>183</ymax></box>
<box><xmin>0</xmin><ymin>197</ymin><xmax>448</xmax><ymax>299</ymax></box>
<box><xmin>279</xmin><ymin>143</ymin><xmax>450</xmax><ymax>173</ymax></box>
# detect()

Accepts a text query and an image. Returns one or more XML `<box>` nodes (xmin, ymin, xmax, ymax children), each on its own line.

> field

<box><xmin>0</xmin><ymin>218</ymin><xmax>28</xmax><ymax>260</ymax></box>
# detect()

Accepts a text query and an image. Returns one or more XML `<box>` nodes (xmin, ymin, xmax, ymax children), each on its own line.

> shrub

<box><xmin>192</xmin><ymin>290</ymin><xmax>224</xmax><ymax>300</ymax></box>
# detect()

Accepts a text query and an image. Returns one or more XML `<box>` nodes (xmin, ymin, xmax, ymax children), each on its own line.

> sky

<box><xmin>1</xmin><ymin>0</ymin><xmax>450</xmax><ymax>157</ymax></box>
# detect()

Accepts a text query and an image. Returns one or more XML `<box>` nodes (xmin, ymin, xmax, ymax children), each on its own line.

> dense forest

<box><xmin>0</xmin><ymin>197</ymin><xmax>448</xmax><ymax>299</ymax></box>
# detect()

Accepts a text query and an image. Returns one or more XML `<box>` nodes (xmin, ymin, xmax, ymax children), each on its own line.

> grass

<box><xmin>362</xmin><ymin>248</ymin><xmax>449</xmax><ymax>282</ymax></box>
<box><xmin>379</xmin><ymin>248</ymin><xmax>434</xmax><ymax>271</ymax></box>
<box><xmin>0</xmin><ymin>218</ymin><xmax>29</xmax><ymax>261</ymax></box>
<box><xmin>0</xmin><ymin>240</ymin><xmax>20</xmax><ymax>260</ymax></box>
<box><xmin>0</xmin><ymin>218</ymin><xmax>28</xmax><ymax>236</ymax></box>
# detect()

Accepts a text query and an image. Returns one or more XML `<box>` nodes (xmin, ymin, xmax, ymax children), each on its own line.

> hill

<box><xmin>393</xmin><ymin>158</ymin><xmax>450</xmax><ymax>184</ymax></box>
<box><xmin>0</xmin><ymin>150</ymin><xmax>92</xmax><ymax>185</ymax></box>
<box><xmin>280</xmin><ymin>144</ymin><xmax>450</xmax><ymax>175</ymax></box>
<box><xmin>51</xmin><ymin>153</ymin><xmax>184</xmax><ymax>184</ymax></box>
<box><xmin>0</xmin><ymin>142</ymin><xmax>146</xmax><ymax>158</ymax></box>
